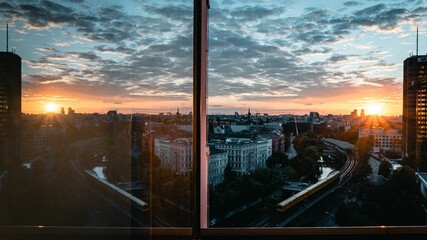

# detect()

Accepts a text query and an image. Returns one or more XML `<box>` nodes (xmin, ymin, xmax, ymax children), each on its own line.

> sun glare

<box><xmin>44</xmin><ymin>103</ymin><xmax>59</xmax><ymax>113</ymax></box>
<box><xmin>365</xmin><ymin>103</ymin><xmax>382</xmax><ymax>115</ymax></box>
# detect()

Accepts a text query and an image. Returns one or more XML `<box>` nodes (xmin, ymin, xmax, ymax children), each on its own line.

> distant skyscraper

<box><xmin>67</xmin><ymin>107</ymin><xmax>75</xmax><ymax>115</ymax></box>
<box><xmin>360</xmin><ymin>109</ymin><xmax>365</xmax><ymax>118</ymax></box>
<box><xmin>0</xmin><ymin>52</ymin><xmax>21</xmax><ymax>168</ymax></box>
<box><xmin>403</xmin><ymin>55</ymin><xmax>427</xmax><ymax>161</ymax></box>
<box><xmin>350</xmin><ymin>109</ymin><xmax>357</xmax><ymax>118</ymax></box>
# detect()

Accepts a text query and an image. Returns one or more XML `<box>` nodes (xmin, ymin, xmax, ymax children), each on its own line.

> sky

<box><xmin>1</xmin><ymin>0</ymin><xmax>427</xmax><ymax>116</ymax></box>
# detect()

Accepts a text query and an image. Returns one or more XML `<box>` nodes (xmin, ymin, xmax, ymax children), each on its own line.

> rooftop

<box><xmin>324</xmin><ymin>138</ymin><xmax>355</xmax><ymax>150</ymax></box>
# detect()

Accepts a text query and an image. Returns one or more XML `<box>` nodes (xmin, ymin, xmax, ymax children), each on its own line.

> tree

<box><xmin>378</xmin><ymin>161</ymin><xmax>392</xmax><ymax>178</ymax></box>
<box><xmin>223</xmin><ymin>163</ymin><xmax>236</xmax><ymax>184</ymax></box>
<box><xmin>266</xmin><ymin>151</ymin><xmax>288</xmax><ymax>168</ymax></box>
<box><xmin>251</xmin><ymin>168</ymin><xmax>271</xmax><ymax>186</ymax></box>
<box><xmin>353</xmin><ymin>159</ymin><xmax>372</xmax><ymax>181</ymax></box>
<box><xmin>402</xmin><ymin>152</ymin><xmax>416</xmax><ymax>169</ymax></box>
<box><xmin>338</xmin><ymin>126</ymin><xmax>359</xmax><ymax>144</ymax></box>
<box><xmin>336</xmin><ymin>166</ymin><xmax>425</xmax><ymax>226</ymax></box>
<box><xmin>293</xmin><ymin>133</ymin><xmax>323</xmax><ymax>152</ymax></box>
<box><xmin>335</xmin><ymin>203</ymin><xmax>375</xmax><ymax>226</ymax></box>
<box><xmin>388</xmin><ymin>166</ymin><xmax>418</xmax><ymax>195</ymax></box>
<box><xmin>283</xmin><ymin>166</ymin><xmax>298</xmax><ymax>180</ymax></box>
<box><xmin>301</xmin><ymin>146</ymin><xmax>320</xmax><ymax>162</ymax></box>
<box><xmin>355</xmin><ymin>136</ymin><xmax>373</xmax><ymax>161</ymax></box>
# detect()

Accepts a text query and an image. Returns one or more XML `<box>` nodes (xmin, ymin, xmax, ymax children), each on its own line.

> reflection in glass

<box><xmin>0</xmin><ymin>0</ymin><xmax>193</xmax><ymax>227</ymax></box>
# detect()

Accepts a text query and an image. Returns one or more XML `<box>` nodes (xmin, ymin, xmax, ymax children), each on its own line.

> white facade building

<box><xmin>155</xmin><ymin>138</ymin><xmax>192</xmax><ymax>175</ymax></box>
<box><xmin>155</xmin><ymin>137</ymin><xmax>229</xmax><ymax>185</ymax></box>
<box><xmin>358</xmin><ymin>127</ymin><xmax>402</xmax><ymax>153</ymax></box>
<box><xmin>208</xmin><ymin>148</ymin><xmax>228</xmax><ymax>186</ymax></box>
<box><xmin>213</xmin><ymin>138</ymin><xmax>272</xmax><ymax>175</ymax></box>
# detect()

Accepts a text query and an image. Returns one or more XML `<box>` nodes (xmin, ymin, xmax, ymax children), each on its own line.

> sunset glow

<box><xmin>365</xmin><ymin>103</ymin><xmax>383</xmax><ymax>116</ymax></box>
<box><xmin>44</xmin><ymin>103</ymin><xmax>59</xmax><ymax>113</ymax></box>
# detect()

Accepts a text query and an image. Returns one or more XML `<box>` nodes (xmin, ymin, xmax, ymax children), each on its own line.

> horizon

<box><xmin>24</xmin><ymin>108</ymin><xmax>402</xmax><ymax>117</ymax></box>
<box><xmin>1</xmin><ymin>0</ymin><xmax>427</xmax><ymax>115</ymax></box>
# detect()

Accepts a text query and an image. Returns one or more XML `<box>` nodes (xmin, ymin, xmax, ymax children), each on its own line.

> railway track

<box><xmin>272</xmin><ymin>142</ymin><xmax>356</xmax><ymax>225</ymax></box>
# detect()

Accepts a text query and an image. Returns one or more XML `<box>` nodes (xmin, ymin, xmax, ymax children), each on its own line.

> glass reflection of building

<box><xmin>155</xmin><ymin>138</ymin><xmax>193</xmax><ymax>175</ymax></box>
<box><xmin>0</xmin><ymin>51</ymin><xmax>21</xmax><ymax>169</ymax></box>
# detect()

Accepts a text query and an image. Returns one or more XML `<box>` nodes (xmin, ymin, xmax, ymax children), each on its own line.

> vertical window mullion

<box><xmin>193</xmin><ymin>0</ymin><xmax>209</xmax><ymax>239</ymax></box>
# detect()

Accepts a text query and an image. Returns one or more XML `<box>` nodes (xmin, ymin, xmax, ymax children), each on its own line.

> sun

<box><xmin>365</xmin><ymin>103</ymin><xmax>382</xmax><ymax>115</ymax></box>
<box><xmin>44</xmin><ymin>103</ymin><xmax>59</xmax><ymax>113</ymax></box>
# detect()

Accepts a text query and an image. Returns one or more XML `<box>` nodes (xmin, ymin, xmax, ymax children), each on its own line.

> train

<box><xmin>276</xmin><ymin>171</ymin><xmax>340</xmax><ymax>212</ymax></box>
<box><xmin>85</xmin><ymin>170</ymin><xmax>149</xmax><ymax>212</ymax></box>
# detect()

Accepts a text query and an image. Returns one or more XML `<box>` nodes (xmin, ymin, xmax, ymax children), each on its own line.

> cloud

<box><xmin>0</xmin><ymin>2</ymin><xmax>14</xmax><ymax>10</ymax></box>
<box><xmin>327</xmin><ymin>54</ymin><xmax>351</xmax><ymax>63</ymax></box>
<box><xmin>230</xmin><ymin>5</ymin><xmax>283</xmax><ymax>21</ymax></box>
<box><xmin>343</xmin><ymin>1</ymin><xmax>362</xmax><ymax>7</ymax></box>
<box><xmin>1</xmin><ymin>0</ymin><xmax>195</xmax><ymax>104</ymax></box>
<box><xmin>95</xmin><ymin>45</ymin><xmax>135</xmax><ymax>55</ymax></box>
<box><xmin>3</xmin><ymin>0</ymin><xmax>427</xmax><ymax>114</ymax></box>
<box><xmin>292</xmin><ymin>47</ymin><xmax>332</xmax><ymax>56</ymax></box>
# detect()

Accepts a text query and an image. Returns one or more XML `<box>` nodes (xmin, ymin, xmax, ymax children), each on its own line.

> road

<box><xmin>286</xmin><ymin>142</ymin><xmax>298</xmax><ymax>159</ymax></box>
<box><xmin>369</xmin><ymin>157</ymin><xmax>382</xmax><ymax>185</ymax></box>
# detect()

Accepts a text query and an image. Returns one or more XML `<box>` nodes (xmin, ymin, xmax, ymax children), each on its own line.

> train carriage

<box><xmin>276</xmin><ymin>171</ymin><xmax>340</xmax><ymax>212</ymax></box>
<box><xmin>85</xmin><ymin>170</ymin><xmax>149</xmax><ymax>212</ymax></box>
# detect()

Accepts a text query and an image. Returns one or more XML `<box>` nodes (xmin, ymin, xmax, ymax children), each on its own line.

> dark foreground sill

<box><xmin>0</xmin><ymin>226</ymin><xmax>426</xmax><ymax>240</ymax></box>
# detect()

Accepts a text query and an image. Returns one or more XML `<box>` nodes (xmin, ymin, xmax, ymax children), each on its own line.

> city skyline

<box><xmin>1</xmin><ymin>0</ymin><xmax>427</xmax><ymax>115</ymax></box>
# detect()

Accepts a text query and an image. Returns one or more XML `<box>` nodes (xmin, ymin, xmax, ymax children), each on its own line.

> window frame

<box><xmin>0</xmin><ymin>1</ymin><xmax>426</xmax><ymax>239</ymax></box>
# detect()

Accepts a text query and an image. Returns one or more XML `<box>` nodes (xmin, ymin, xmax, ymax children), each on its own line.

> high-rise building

<box><xmin>0</xmin><ymin>52</ymin><xmax>21</xmax><ymax>168</ymax></box>
<box><xmin>402</xmin><ymin>55</ymin><xmax>427</xmax><ymax>162</ymax></box>
<box><xmin>350</xmin><ymin>109</ymin><xmax>358</xmax><ymax>118</ymax></box>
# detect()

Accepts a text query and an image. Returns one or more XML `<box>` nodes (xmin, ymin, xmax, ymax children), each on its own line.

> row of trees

<box><xmin>335</xmin><ymin>166</ymin><xmax>425</xmax><ymax>226</ymax></box>
<box><xmin>335</xmin><ymin>125</ymin><xmax>426</xmax><ymax>226</ymax></box>
<box><xmin>210</xmin><ymin>160</ymin><xmax>288</xmax><ymax>220</ymax></box>
<box><xmin>352</xmin><ymin>136</ymin><xmax>373</xmax><ymax>181</ymax></box>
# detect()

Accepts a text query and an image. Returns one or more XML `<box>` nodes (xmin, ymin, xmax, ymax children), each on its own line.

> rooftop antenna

<box><xmin>416</xmin><ymin>27</ymin><xmax>419</xmax><ymax>56</ymax></box>
<box><xmin>6</xmin><ymin>23</ymin><xmax>8</xmax><ymax>52</ymax></box>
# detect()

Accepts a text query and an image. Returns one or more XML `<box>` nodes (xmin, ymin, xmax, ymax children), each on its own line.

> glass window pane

<box><xmin>207</xmin><ymin>0</ymin><xmax>427</xmax><ymax>227</ymax></box>
<box><xmin>0</xmin><ymin>0</ymin><xmax>193</xmax><ymax>228</ymax></box>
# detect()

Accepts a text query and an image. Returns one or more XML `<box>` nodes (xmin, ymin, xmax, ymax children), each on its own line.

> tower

<box><xmin>130</xmin><ymin>114</ymin><xmax>144</xmax><ymax>182</ymax></box>
<box><xmin>402</xmin><ymin>54</ymin><xmax>427</xmax><ymax>167</ymax></box>
<box><xmin>0</xmin><ymin>51</ymin><xmax>22</xmax><ymax>168</ymax></box>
